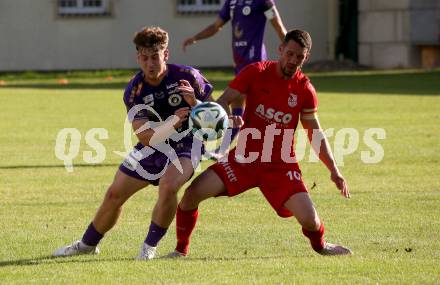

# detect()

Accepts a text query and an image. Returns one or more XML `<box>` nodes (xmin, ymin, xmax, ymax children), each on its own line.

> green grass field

<box><xmin>0</xmin><ymin>69</ymin><xmax>439</xmax><ymax>284</ymax></box>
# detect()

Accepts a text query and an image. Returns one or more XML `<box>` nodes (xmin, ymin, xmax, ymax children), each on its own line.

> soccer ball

<box><xmin>189</xmin><ymin>102</ymin><xmax>228</xmax><ymax>141</ymax></box>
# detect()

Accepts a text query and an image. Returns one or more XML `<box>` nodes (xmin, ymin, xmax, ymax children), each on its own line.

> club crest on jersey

<box><xmin>168</xmin><ymin>94</ymin><xmax>182</xmax><ymax>107</ymax></box>
<box><xmin>288</xmin><ymin>93</ymin><xmax>298</xmax><ymax>108</ymax></box>
<box><xmin>242</xmin><ymin>6</ymin><xmax>251</xmax><ymax>15</ymax></box>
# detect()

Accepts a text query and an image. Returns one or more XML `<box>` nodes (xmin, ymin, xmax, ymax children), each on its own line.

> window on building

<box><xmin>58</xmin><ymin>0</ymin><xmax>111</xmax><ymax>17</ymax></box>
<box><xmin>177</xmin><ymin>0</ymin><xmax>223</xmax><ymax>14</ymax></box>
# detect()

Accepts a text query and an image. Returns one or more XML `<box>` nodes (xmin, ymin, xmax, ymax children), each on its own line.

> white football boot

<box><xmin>136</xmin><ymin>243</ymin><xmax>157</xmax><ymax>260</ymax></box>
<box><xmin>318</xmin><ymin>242</ymin><xmax>353</xmax><ymax>256</ymax></box>
<box><xmin>53</xmin><ymin>240</ymin><xmax>99</xmax><ymax>257</ymax></box>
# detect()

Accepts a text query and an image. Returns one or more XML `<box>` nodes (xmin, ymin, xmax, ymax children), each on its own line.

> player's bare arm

<box><xmin>216</xmin><ymin>87</ymin><xmax>245</xmax><ymax>115</ymax></box>
<box><xmin>182</xmin><ymin>17</ymin><xmax>225</xmax><ymax>51</ymax></box>
<box><xmin>268</xmin><ymin>7</ymin><xmax>287</xmax><ymax>41</ymax></box>
<box><xmin>216</xmin><ymin>87</ymin><xmax>245</xmax><ymax>128</ymax></box>
<box><xmin>300</xmin><ymin>115</ymin><xmax>350</xmax><ymax>198</ymax></box>
<box><xmin>131</xmin><ymin>108</ymin><xmax>190</xmax><ymax>146</ymax></box>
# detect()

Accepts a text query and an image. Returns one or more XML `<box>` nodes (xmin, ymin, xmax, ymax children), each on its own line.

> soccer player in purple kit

<box><xmin>53</xmin><ymin>26</ymin><xmax>213</xmax><ymax>260</ymax></box>
<box><xmin>182</xmin><ymin>0</ymin><xmax>287</xmax><ymax>148</ymax></box>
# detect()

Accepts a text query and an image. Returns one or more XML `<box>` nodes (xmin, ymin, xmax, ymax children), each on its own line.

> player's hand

<box><xmin>228</xmin><ymin>115</ymin><xmax>244</xmax><ymax>129</ymax></box>
<box><xmin>331</xmin><ymin>171</ymin><xmax>350</xmax><ymax>198</ymax></box>
<box><xmin>173</xmin><ymin>107</ymin><xmax>190</xmax><ymax>129</ymax></box>
<box><xmin>182</xmin><ymin>37</ymin><xmax>196</xmax><ymax>52</ymax></box>
<box><xmin>179</xmin><ymin>80</ymin><xmax>197</xmax><ymax>107</ymax></box>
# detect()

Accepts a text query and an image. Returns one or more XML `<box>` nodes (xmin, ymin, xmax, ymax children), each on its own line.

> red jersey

<box><xmin>229</xmin><ymin>61</ymin><xmax>318</xmax><ymax>163</ymax></box>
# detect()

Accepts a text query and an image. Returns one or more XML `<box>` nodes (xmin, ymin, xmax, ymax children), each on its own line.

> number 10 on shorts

<box><xmin>286</xmin><ymin>170</ymin><xmax>301</xmax><ymax>181</ymax></box>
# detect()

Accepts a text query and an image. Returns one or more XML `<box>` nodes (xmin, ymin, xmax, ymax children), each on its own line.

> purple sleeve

<box><xmin>218</xmin><ymin>0</ymin><xmax>231</xmax><ymax>22</ymax></box>
<box><xmin>192</xmin><ymin>70</ymin><xmax>213</xmax><ymax>102</ymax></box>
<box><xmin>122</xmin><ymin>77</ymin><xmax>148</xmax><ymax>120</ymax></box>
<box><xmin>123</xmin><ymin>81</ymin><xmax>135</xmax><ymax>111</ymax></box>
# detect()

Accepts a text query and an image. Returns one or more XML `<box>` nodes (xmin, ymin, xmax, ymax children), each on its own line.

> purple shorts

<box><xmin>119</xmin><ymin>139</ymin><xmax>203</xmax><ymax>186</ymax></box>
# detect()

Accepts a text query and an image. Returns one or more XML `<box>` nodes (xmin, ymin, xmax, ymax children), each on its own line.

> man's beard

<box><xmin>281</xmin><ymin>64</ymin><xmax>299</xmax><ymax>77</ymax></box>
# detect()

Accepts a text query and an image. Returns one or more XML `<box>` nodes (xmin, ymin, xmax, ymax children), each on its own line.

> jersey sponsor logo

<box><xmin>143</xmin><ymin>94</ymin><xmax>154</xmax><ymax>106</ymax></box>
<box><xmin>242</xmin><ymin>5</ymin><xmax>251</xmax><ymax>15</ymax></box>
<box><xmin>234</xmin><ymin>41</ymin><xmax>248</xmax><ymax>47</ymax></box>
<box><xmin>168</xmin><ymin>94</ymin><xmax>182</xmax><ymax>106</ymax></box>
<box><xmin>166</xmin><ymin>82</ymin><xmax>178</xmax><ymax>90</ymax></box>
<box><xmin>288</xmin><ymin>93</ymin><xmax>298</xmax><ymax>108</ymax></box>
<box><xmin>255</xmin><ymin>104</ymin><xmax>293</xmax><ymax>125</ymax></box>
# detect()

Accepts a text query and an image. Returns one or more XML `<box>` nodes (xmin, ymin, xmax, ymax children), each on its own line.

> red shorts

<box><xmin>210</xmin><ymin>153</ymin><xmax>308</xmax><ymax>218</ymax></box>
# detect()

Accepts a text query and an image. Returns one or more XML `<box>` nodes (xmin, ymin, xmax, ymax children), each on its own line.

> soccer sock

<box><xmin>175</xmin><ymin>205</ymin><xmax>199</xmax><ymax>255</ymax></box>
<box><xmin>81</xmin><ymin>222</ymin><xmax>104</xmax><ymax>247</ymax></box>
<box><xmin>144</xmin><ymin>221</ymin><xmax>168</xmax><ymax>247</ymax></box>
<box><xmin>302</xmin><ymin>223</ymin><xmax>325</xmax><ymax>252</ymax></box>
<box><xmin>230</xmin><ymin>107</ymin><xmax>244</xmax><ymax>141</ymax></box>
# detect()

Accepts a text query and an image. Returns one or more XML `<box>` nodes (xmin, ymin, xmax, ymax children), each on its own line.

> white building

<box><xmin>0</xmin><ymin>0</ymin><xmax>337</xmax><ymax>71</ymax></box>
<box><xmin>358</xmin><ymin>0</ymin><xmax>440</xmax><ymax>68</ymax></box>
<box><xmin>0</xmin><ymin>0</ymin><xmax>438</xmax><ymax>71</ymax></box>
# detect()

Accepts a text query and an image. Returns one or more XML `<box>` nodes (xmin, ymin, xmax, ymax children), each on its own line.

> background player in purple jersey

<box><xmin>53</xmin><ymin>26</ymin><xmax>214</xmax><ymax>260</ymax></box>
<box><xmin>182</xmin><ymin>0</ymin><xmax>286</xmax><ymax>151</ymax></box>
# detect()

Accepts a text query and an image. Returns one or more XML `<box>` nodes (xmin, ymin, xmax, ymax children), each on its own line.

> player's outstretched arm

<box><xmin>182</xmin><ymin>17</ymin><xmax>225</xmax><ymax>52</ymax></box>
<box><xmin>300</xmin><ymin>115</ymin><xmax>350</xmax><ymax>198</ymax></box>
<box><xmin>132</xmin><ymin>109</ymin><xmax>190</xmax><ymax>147</ymax></box>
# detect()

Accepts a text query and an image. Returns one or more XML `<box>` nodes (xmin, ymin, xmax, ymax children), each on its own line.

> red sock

<box><xmin>302</xmin><ymin>223</ymin><xmax>325</xmax><ymax>252</ymax></box>
<box><xmin>175</xmin><ymin>205</ymin><xmax>199</xmax><ymax>255</ymax></box>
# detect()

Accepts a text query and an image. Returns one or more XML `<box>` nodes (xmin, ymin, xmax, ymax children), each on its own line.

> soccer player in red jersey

<box><xmin>169</xmin><ymin>29</ymin><xmax>352</xmax><ymax>257</ymax></box>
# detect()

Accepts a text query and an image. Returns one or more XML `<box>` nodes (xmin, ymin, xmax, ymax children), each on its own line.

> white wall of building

<box><xmin>358</xmin><ymin>0</ymin><xmax>440</xmax><ymax>68</ymax></box>
<box><xmin>0</xmin><ymin>0</ymin><xmax>333</xmax><ymax>71</ymax></box>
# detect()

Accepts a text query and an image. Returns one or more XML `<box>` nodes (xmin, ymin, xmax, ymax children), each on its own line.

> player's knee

<box><xmin>104</xmin><ymin>186</ymin><xmax>125</xmax><ymax>206</ymax></box>
<box><xmin>159</xmin><ymin>179</ymin><xmax>181</xmax><ymax>196</ymax></box>
<box><xmin>180</xmin><ymin>184</ymin><xmax>203</xmax><ymax>208</ymax></box>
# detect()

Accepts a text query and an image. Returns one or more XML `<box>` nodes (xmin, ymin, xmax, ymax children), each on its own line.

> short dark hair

<box><xmin>283</xmin><ymin>29</ymin><xmax>312</xmax><ymax>51</ymax></box>
<box><xmin>133</xmin><ymin>26</ymin><xmax>168</xmax><ymax>51</ymax></box>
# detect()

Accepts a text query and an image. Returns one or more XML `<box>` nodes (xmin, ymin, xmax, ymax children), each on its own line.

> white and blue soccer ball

<box><xmin>189</xmin><ymin>102</ymin><xmax>228</xmax><ymax>141</ymax></box>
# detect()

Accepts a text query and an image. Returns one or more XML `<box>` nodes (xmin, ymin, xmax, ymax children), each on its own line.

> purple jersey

<box><xmin>219</xmin><ymin>0</ymin><xmax>275</xmax><ymax>73</ymax></box>
<box><xmin>119</xmin><ymin>64</ymin><xmax>212</xmax><ymax>184</ymax></box>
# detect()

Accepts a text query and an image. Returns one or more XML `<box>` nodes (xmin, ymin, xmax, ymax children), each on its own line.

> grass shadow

<box><xmin>0</xmin><ymin>254</ymin><xmax>289</xmax><ymax>268</ymax></box>
<box><xmin>0</xmin><ymin>255</ymin><xmax>134</xmax><ymax>268</ymax></box>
